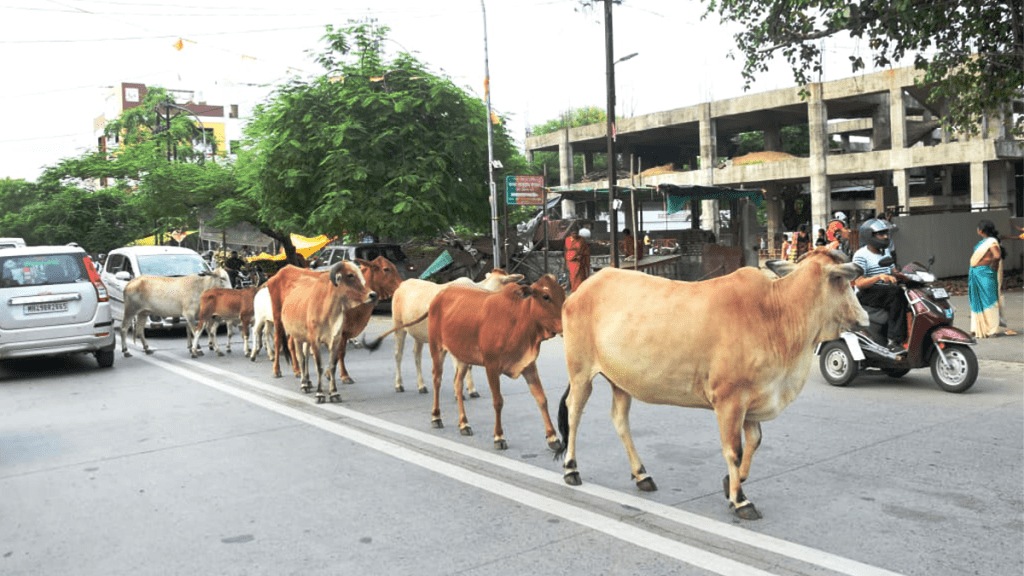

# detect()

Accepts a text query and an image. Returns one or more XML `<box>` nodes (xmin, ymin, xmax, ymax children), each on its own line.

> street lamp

<box><xmin>482</xmin><ymin>0</ymin><xmax>501</xmax><ymax>268</ymax></box>
<box><xmin>605</xmin><ymin>0</ymin><xmax>619</xmax><ymax>267</ymax></box>
<box><xmin>164</xmin><ymin>100</ymin><xmax>208</xmax><ymax>159</ymax></box>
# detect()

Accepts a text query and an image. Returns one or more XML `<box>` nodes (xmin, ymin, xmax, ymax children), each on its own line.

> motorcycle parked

<box><xmin>817</xmin><ymin>258</ymin><xmax>978</xmax><ymax>393</ymax></box>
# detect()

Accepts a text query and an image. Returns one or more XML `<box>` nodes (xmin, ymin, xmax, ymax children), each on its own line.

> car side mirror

<box><xmin>114</xmin><ymin>271</ymin><xmax>132</xmax><ymax>281</ymax></box>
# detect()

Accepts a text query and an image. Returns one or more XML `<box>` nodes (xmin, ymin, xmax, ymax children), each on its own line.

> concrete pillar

<box><xmin>699</xmin><ymin>103</ymin><xmax>719</xmax><ymax>235</ymax></box>
<box><xmin>988</xmin><ymin>161</ymin><xmax>1011</xmax><ymax>208</ymax></box>
<box><xmin>893</xmin><ymin>169</ymin><xmax>910</xmax><ymax>213</ymax></box>
<box><xmin>971</xmin><ymin>162</ymin><xmax>988</xmax><ymax>209</ymax></box>
<box><xmin>763</xmin><ymin>124</ymin><xmax>781</xmax><ymax>151</ymax></box>
<box><xmin>559</xmin><ymin>130</ymin><xmax>576</xmax><ymax>218</ymax></box>
<box><xmin>889</xmin><ymin>87</ymin><xmax>907</xmax><ymax>150</ymax></box>
<box><xmin>807</xmin><ymin>82</ymin><xmax>831</xmax><ymax>231</ymax></box>
<box><xmin>764</xmin><ymin>183</ymin><xmax>783</xmax><ymax>255</ymax></box>
<box><xmin>582</xmin><ymin>152</ymin><xmax>594</xmax><ymax>176</ymax></box>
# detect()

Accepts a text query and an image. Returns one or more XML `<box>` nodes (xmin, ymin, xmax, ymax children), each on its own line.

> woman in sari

<box><xmin>968</xmin><ymin>219</ymin><xmax>1014</xmax><ymax>337</ymax></box>
<box><xmin>564</xmin><ymin>225</ymin><xmax>591</xmax><ymax>293</ymax></box>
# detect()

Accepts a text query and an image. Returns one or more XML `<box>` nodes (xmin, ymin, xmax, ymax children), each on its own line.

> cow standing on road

<box><xmin>555</xmin><ymin>250</ymin><xmax>867</xmax><ymax>519</ymax></box>
<box><xmin>119</xmin><ymin>269</ymin><xmax>232</xmax><ymax>357</ymax></box>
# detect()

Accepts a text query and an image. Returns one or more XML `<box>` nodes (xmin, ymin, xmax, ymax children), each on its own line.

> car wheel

<box><xmin>96</xmin><ymin>349</ymin><xmax>115</xmax><ymax>368</ymax></box>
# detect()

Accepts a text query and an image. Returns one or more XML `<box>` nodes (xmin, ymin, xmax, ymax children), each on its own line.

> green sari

<box><xmin>968</xmin><ymin>237</ymin><xmax>1002</xmax><ymax>338</ymax></box>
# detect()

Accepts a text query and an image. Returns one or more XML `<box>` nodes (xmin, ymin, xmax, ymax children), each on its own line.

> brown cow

<box><xmin>190</xmin><ymin>286</ymin><xmax>259</xmax><ymax>357</ymax></box>
<box><xmin>389</xmin><ymin>269</ymin><xmax>523</xmax><ymax>394</ymax></box>
<box><xmin>556</xmin><ymin>250</ymin><xmax>867</xmax><ymax>519</ymax></box>
<box><xmin>334</xmin><ymin>256</ymin><xmax>404</xmax><ymax>385</ymax></box>
<box><xmin>427</xmin><ymin>274</ymin><xmax>564</xmax><ymax>451</ymax></box>
<box><xmin>266</xmin><ymin>262</ymin><xmax>377</xmax><ymax>402</ymax></box>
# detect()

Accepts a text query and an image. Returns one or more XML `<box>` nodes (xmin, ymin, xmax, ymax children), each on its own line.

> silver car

<box><xmin>0</xmin><ymin>245</ymin><xmax>116</xmax><ymax>367</ymax></box>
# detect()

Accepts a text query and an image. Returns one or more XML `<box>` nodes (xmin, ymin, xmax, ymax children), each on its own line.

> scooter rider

<box><xmin>852</xmin><ymin>218</ymin><xmax>909</xmax><ymax>352</ymax></box>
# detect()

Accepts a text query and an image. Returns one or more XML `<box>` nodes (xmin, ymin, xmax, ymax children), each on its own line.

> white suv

<box><xmin>0</xmin><ymin>245</ymin><xmax>115</xmax><ymax>367</ymax></box>
<box><xmin>100</xmin><ymin>245</ymin><xmax>211</xmax><ymax>330</ymax></box>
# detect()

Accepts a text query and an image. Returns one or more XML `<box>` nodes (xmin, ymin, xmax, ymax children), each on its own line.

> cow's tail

<box><xmin>554</xmin><ymin>383</ymin><xmax>571</xmax><ymax>461</ymax></box>
<box><xmin>362</xmin><ymin>311</ymin><xmax>428</xmax><ymax>352</ymax></box>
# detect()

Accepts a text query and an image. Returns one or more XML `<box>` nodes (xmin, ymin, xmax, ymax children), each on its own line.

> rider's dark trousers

<box><xmin>857</xmin><ymin>283</ymin><xmax>909</xmax><ymax>343</ymax></box>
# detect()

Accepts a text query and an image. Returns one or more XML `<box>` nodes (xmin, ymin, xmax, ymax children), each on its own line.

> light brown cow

<box><xmin>389</xmin><ymin>269</ymin><xmax>524</xmax><ymax>394</ymax></box>
<box><xmin>191</xmin><ymin>286</ymin><xmax>259</xmax><ymax>357</ymax></box>
<box><xmin>556</xmin><ymin>250</ymin><xmax>867</xmax><ymax>519</ymax></box>
<box><xmin>120</xmin><ymin>268</ymin><xmax>231</xmax><ymax>357</ymax></box>
<box><xmin>427</xmin><ymin>274</ymin><xmax>564</xmax><ymax>451</ymax></box>
<box><xmin>266</xmin><ymin>262</ymin><xmax>377</xmax><ymax>402</ymax></box>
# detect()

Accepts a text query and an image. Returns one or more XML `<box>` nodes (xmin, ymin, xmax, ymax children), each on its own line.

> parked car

<box><xmin>0</xmin><ymin>237</ymin><xmax>27</xmax><ymax>250</ymax></box>
<box><xmin>0</xmin><ymin>245</ymin><xmax>115</xmax><ymax>367</ymax></box>
<box><xmin>311</xmin><ymin>243</ymin><xmax>417</xmax><ymax>312</ymax></box>
<box><xmin>100</xmin><ymin>245</ymin><xmax>212</xmax><ymax>331</ymax></box>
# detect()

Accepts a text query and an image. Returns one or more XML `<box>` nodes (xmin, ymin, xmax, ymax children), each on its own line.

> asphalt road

<box><xmin>1</xmin><ymin>295</ymin><xmax>1021</xmax><ymax>576</ymax></box>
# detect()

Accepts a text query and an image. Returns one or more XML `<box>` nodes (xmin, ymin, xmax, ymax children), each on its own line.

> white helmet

<box><xmin>579</xmin><ymin>228</ymin><xmax>592</xmax><ymax>239</ymax></box>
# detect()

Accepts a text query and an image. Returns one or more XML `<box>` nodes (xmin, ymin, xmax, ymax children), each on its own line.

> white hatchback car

<box><xmin>0</xmin><ymin>245</ymin><xmax>115</xmax><ymax>367</ymax></box>
<box><xmin>100</xmin><ymin>245</ymin><xmax>212</xmax><ymax>330</ymax></box>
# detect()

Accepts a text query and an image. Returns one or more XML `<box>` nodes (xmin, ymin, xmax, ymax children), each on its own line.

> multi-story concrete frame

<box><xmin>524</xmin><ymin>65</ymin><xmax>1023</xmax><ymax>249</ymax></box>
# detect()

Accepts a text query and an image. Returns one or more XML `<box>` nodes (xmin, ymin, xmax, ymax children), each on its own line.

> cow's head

<box><xmin>518</xmin><ymin>273</ymin><xmax>565</xmax><ymax>339</ymax></box>
<box><xmin>209</xmin><ymin>267</ymin><xmax>231</xmax><ymax>288</ymax></box>
<box><xmin>356</xmin><ymin>256</ymin><xmax>404</xmax><ymax>301</ymax></box>
<box><xmin>329</xmin><ymin>261</ymin><xmax>378</xmax><ymax>306</ymax></box>
<box><xmin>785</xmin><ymin>249</ymin><xmax>868</xmax><ymax>341</ymax></box>
<box><xmin>479</xmin><ymin>268</ymin><xmax>525</xmax><ymax>291</ymax></box>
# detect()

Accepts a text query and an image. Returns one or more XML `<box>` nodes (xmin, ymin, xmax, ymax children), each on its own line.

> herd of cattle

<box><xmin>116</xmin><ymin>249</ymin><xmax>869</xmax><ymax>520</ymax></box>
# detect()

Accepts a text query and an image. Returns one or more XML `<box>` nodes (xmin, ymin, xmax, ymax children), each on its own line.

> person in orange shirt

<box><xmin>564</xmin><ymin>225</ymin><xmax>592</xmax><ymax>292</ymax></box>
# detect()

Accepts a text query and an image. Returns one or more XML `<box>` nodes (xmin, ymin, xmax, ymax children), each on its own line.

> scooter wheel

<box><xmin>819</xmin><ymin>340</ymin><xmax>858</xmax><ymax>387</ymax></box>
<box><xmin>930</xmin><ymin>344</ymin><xmax>978</xmax><ymax>393</ymax></box>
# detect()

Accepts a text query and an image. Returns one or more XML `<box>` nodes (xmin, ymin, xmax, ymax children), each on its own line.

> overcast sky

<box><xmin>0</xmin><ymin>0</ymin><xmax>881</xmax><ymax>182</ymax></box>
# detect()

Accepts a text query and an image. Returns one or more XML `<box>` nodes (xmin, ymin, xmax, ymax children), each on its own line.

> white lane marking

<box><xmin>144</xmin><ymin>351</ymin><xmax>905</xmax><ymax>576</ymax></box>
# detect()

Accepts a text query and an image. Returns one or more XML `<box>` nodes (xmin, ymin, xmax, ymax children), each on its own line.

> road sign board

<box><xmin>505</xmin><ymin>175</ymin><xmax>545</xmax><ymax>206</ymax></box>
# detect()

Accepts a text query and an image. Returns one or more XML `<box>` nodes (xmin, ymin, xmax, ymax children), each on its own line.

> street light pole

<box><xmin>482</xmin><ymin>0</ymin><xmax>501</xmax><ymax>269</ymax></box>
<box><xmin>604</xmin><ymin>0</ymin><xmax>619</xmax><ymax>268</ymax></box>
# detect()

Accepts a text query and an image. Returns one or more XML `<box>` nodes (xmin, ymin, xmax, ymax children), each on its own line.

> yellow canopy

<box><xmin>248</xmin><ymin>234</ymin><xmax>334</xmax><ymax>262</ymax></box>
<box><xmin>129</xmin><ymin>230</ymin><xmax>196</xmax><ymax>246</ymax></box>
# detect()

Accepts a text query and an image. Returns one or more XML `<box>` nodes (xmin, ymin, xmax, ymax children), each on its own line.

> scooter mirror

<box><xmin>878</xmin><ymin>256</ymin><xmax>894</xmax><ymax>267</ymax></box>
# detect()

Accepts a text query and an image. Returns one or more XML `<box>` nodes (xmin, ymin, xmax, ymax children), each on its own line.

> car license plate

<box><xmin>25</xmin><ymin>301</ymin><xmax>69</xmax><ymax>314</ymax></box>
<box><xmin>932</xmin><ymin>287</ymin><xmax>948</xmax><ymax>299</ymax></box>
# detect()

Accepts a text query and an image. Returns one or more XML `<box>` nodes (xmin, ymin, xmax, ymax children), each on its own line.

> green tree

<box><xmin>232</xmin><ymin>21</ymin><xmax>523</xmax><ymax>261</ymax></box>
<box><xmin>704</xmin><ymin>0</ymin><xmax>1024</xmax><ymax>136</ymax></box>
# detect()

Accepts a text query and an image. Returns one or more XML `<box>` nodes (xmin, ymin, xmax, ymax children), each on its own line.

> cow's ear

<box><xmin>504</xmin><ymin>274</ymin><xmax>525</xmax><ymax>284</ymax></box>
<box><xmin>765</xmin><ymin>260</ymin><xmax>796</xmax><ymax>278</ymax></box>
<box><xmin>518</xmin><ymin>285</ymin><xmax>533</xmax><ymax>298</ymax></box>
<box><xmin>355</xmin><ymin>258</ymin><xmax>370</xmax><ymax>267</ymax></box>
<box><xmin>830</xmin><ymin>262</ymin><xmax>863</xmax><ymax>283</ymax></box>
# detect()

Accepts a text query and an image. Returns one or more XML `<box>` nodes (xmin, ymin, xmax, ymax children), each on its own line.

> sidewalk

<box><xmin>947</xmin><ymin>290</ymin><xmax>1023</xmax><ymax>364</ymax></box>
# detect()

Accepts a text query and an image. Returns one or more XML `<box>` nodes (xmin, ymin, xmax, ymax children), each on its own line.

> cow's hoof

<box><xmin>418</xmin><ymin>387</ymin><xmax>428</xmax><ymax>394</ymax></box>
<box><xmin>469</xmin><ymin>391</ymin><xmax>480</xmax><ymax>399</ymax></box>
<box><xmin>494</xmin><ymin>438</ymin><xmax>508</xmax><ymax>450</ymax></box>
<box><xmin>563</xmin><ymin>472</ymin><xmax>582</xmax><ymax>486</ymax></box>
<box><xmin>732</xmin><ymin>502</ymin><xmax>762</xmax><ymax>520</ymax></box>
<box><xmin>144</xmin><ymin>349</ymin><xmax>154</xmax><ymax>355</ymax></box>
<box><xmin>123</xmin><ymin>352</ymin><xmax>132</xmax><ymax>358</ymax></box>
<box><xmin>460</xmin><ymin>426</ymin><xmax>473</xmax><ymax>437</ymax></box>
<box><xmin>431</xmin><ymin>419</ymin><xmax>444</xmax><ymax>429</ymax></box>
<box><xmin>547</xmin><ymin>438</ymin><xmax>563</xmax><ymax>453</ymax></box>
<box><xmin>300</xmin><ymin>384</ymin><xmax>312</xmax><ymax>393</ymax></box>
<box><xmin>216</xmin><ymin>351</ymin><xmax>225</xmax><ymax>357</ymax></box>
<box><xmin>395</xmin><ymin>385</ymin><xmax>405</xmax><ymax>393</ymax></box>
<box><xmin>636</xmin><ymin>477</ymin><xmax>658</xmax><ymax>492</ymax></box>
<box><xmin>329</xmin><ymin>394</ymin><xmax>341</xmax><ymax>403</ymax></box>
<box><xmin>315</xmin><ymin>394</ymin><xmax>326</xmax><ymax>404</ymax></box>
<box><xmin>249</xmin><ymin>356</ymin><xmax>256</xmax><ymax>362</ymax></box>
<box><xmin>341</xmin><ymin>376</ymin><xmax>354</xmax><ymax>385</ymax></box>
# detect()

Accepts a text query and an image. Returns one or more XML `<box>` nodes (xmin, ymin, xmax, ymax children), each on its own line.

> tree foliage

<box><xmin>236</xmin><ymin>21</ymin><xmax>523</xmax><ymax>246</ymax></box>
<box><xmin>703</xmin><ymin>0</ymin><xmax>1024</xmax><ymax>136</ymax></box>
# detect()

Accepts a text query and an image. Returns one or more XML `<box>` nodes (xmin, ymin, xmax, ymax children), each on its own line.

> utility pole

<box><xmin>605</xmin><ymin>0</ymin><xmax>619</xmax><ymax>268</ymax></box>
<box><xmin>482</xmin><ymin>0</ymin><xmax>502</xmax><ymax>269</ymax></box>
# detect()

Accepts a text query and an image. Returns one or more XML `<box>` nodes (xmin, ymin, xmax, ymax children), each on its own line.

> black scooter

<box><xmin>817</xmin><ymin>258</ymin><xmax>978</xmax><ymax>393</ymax></box>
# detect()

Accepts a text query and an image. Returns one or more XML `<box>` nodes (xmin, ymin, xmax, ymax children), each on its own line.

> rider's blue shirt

<box><xmin>852</xmin><ymin>246</ymin><xmax>894</xmax><ymax>278</ymax></box>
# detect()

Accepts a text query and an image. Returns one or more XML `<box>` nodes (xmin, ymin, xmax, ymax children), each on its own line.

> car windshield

<box><xmin>137</xmin><ymin>254</ymin><xmax>209</xmax><ymax>277</ymax></box>
<box><xmin>357</xmin><ymin>246</ymin><xmax>406</xmax><ymax>262</ymax></box>
<box><xmin>1</xmin><ymin>254</ymin><xmax>86</xmax><ymax>287</ymax></box>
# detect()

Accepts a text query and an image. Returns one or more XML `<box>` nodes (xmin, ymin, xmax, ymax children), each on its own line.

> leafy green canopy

<box><xmin>237</xmin><ymin>21</ymin><xmax>521</xmax><ymax>241</ymax></box>
<box><xmin>704</xmin><ymin>0</ymin><xmax>1024</xmax><ymax>136</ymax></box>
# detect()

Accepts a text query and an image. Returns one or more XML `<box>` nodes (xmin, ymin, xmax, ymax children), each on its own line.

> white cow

<box><xmin>247</xmin><ymin>286</ymin><xmax>276</xmax><ymax>362</ymax></box>
<box><xmin>389</xmin><ymin>269</ymin><xmax>523</xmax><ymax>394</ymax></box>
<box><xmin>120</xmin><ymin>268</ymin><xmax>231</xmax><ymax>357</ymax></box>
